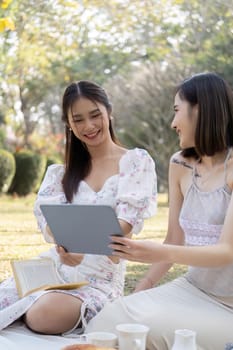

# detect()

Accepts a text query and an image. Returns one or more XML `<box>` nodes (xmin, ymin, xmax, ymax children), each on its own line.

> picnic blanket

<box><xmin>0</xmin><ymin>321</ymin><xmax>85</xmax><ymax>350</ymax></box>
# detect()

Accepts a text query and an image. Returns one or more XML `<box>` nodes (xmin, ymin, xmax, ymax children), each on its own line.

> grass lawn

<box><xmin>0</xmin><ymin>193</ymin><xmax>186</xmax><ymax>294</ymax></box>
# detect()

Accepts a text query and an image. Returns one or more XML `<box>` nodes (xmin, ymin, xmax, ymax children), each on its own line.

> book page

<box><xmin>12</xmin><ymin>258</ymin><xmax>60</xmax><ymax>297</ymax></box>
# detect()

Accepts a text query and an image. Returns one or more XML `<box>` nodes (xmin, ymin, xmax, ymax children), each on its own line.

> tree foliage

<box><xmin>0</xmin><ymin>0</ymin><xmax>180</xmax><ymax>145</ymax></box>
<box><xmin>0</xmin><ymin>0</ymin><xmax>232</xmax><ymax>191</ymax></box>
<box><xmin>0</xmin><ymin>0</ymin><xmax>14</xmax><ymax>32</ymax></box>
<box><xmin>0</xmin><ymin>148</ymin><xmax>15</xmax><ymax>193</ymax></box>
<box><xmin>175</xmin><ymin>0</ymin><xmax>233</xmax><ymax>84</ymax></box>
<box><xmin>104</xmin><ymin>61</ymin><xmax>190</xmax><ymax>190</ymax></box>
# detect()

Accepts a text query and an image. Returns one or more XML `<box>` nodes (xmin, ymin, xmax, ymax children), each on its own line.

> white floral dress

<box><xmin>0</xmin><ymin>148</ymin><xmax>157</xmax><ymax>333</ymax></box>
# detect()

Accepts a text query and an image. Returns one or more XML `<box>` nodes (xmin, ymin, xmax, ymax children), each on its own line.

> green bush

<box><xmin>46</xmin><ymin>155</ymin><xmax>62</xmax><ymax>168</ymax></box>
<box><xmin>0</xmin><ymin>149</ymin><xmax>16</xmax><ymax>193</ymax></box>
<box><xmin>38</xmin><ymin>155</ymin><xmax>63</xmax><ymax>183</ymax></box>
<box><xmin>9</xmin><ymin>150</ymin><xmax>46</xmax><ymax>196</ymax></box>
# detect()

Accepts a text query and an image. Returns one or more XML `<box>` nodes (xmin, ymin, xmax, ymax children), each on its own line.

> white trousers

<box><xmin>86</xmin><ymin>277</ymin><xmax>233</xmax><ymax>350</ymax></box>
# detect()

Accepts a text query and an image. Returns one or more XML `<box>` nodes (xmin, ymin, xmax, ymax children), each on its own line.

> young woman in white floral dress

<box><xmin>86</xmin><ymin>73</ymin><xmax>233</xmax><ymax>350</ymax></box>
<box><xmin>0</xmin><ymin>80</ymin><xmax>157</xmax><ymax>335</ymax></box>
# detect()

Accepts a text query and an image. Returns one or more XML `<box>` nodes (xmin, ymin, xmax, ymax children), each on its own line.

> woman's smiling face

<box><xmin>68</xmin><ymin>97</ymin><xmax>111</xmax><ymax>147</ymax></box>
<box><xmin>171</xmin><ymin>92</ymin><xmax>198</xmax><ymax>149</ymax></box>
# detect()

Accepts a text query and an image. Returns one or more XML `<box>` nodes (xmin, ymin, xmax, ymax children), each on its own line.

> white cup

<box><xmin>116</xmin><ymin>323</ymin><xmax>149</xmax><ymax>350</ymax></box>
<box><xmin>85</xmin><ymin>331</ymin><xmax>118</xmax><ymax>348</ymax></box>
<box><xmin>171</xmin><ymin>329</ymin><xmax>197</xmax><ymax>350</ymax></box>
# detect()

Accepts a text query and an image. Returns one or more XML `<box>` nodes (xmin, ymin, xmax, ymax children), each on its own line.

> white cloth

<box><xmin>0</xmin><ymin>321</ymin><xmax>87</xmax><ymax>350</ymax></box>
<box><xmin>86</xmin><ymin>277</ymin><xmax>233</xmax><ymax>350</ymax></box>
<box><xmin>85</xmin><ymin>150</ymin><xmax>233</xmax><ymax>349</ymax></box>
<box><xmin>0</xmin><ymin>148</ymin><xmax>157</xmax><ymax>334</ymax></box>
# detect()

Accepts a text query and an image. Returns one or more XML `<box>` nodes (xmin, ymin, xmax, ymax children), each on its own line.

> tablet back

<box><xmin>40</xmin><ymin>204</ymin><xmax>123</xmax><ymax>255</ymax></box>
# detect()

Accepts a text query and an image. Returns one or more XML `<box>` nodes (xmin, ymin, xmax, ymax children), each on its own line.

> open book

<box><xmin>11</xmin><ymin>258</ymin><xmax>88</xmax><ymax>298</ymax></box>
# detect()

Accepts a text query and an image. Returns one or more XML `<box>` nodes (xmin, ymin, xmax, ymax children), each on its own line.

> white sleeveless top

<box><xmin>179</xmin><ymin>148</ymin><xmax>233</xmax><ymax>307</ymax></box>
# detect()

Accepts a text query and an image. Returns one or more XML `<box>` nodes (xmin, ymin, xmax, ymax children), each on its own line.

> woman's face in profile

<box><xmin>68</xmin><ymin>97</ymin><xmax>111</xmax><ymax>148</ymax></box>
<box><xmin>171</xmin><ymin>92</ymin><xmax>198</xmax><ymax>149</ymax></box>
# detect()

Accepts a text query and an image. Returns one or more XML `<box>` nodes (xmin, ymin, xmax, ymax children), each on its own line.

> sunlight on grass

<box><xmin>0</xmin><ymin>193</ymin><xmax>186</xmax><ymax>293</ymax></box>
<box><xmin>0</xmin><ymin>194</ymin><xmax>51</xmax><ymax>280</ymax></box>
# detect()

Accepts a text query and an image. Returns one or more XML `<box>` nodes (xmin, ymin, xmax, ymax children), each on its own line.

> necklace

<box><xmin>194</xmin><ymin>162</ymin><xmax>216</xmax><ymax>186</ymax></box>
<box><xmin>194</xmin><ymin>150</ymin><xmax>230</xmax><ymax>187</ymax></box>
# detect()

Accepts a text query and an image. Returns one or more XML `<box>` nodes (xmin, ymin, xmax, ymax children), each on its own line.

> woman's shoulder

<box><xmin>170</xmin><ymin>150</ymin><xmax>195</xmax><ymax>170</ymax></box>
<box><xmin>119</xmin><ymin>148</ymin><xmax>155</xmax><ymax>175</ymax></box>
<box><xmin>47</xmin><ymin>163</ymin><xmax>64</xmax><ymax>170</ymax></box>
<box><xmin>124</xmin><ymin>147</ymin><xmax>154</xmax><ymax>161</ymax></box>
<box><xmin>44</xmin><ymin>163</ymin><xmax>65</xmax><ymax>178</ymax></box>
<box><xmin>227</xmin><ymin>150</ymin><xmax>233</xmax><ymax>190</ymax></box>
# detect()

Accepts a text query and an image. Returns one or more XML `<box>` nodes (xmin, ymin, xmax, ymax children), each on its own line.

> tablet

<box><xmin>40</xmin><ymin>204</ymin><xmax>123</xmax><ymax>255</ymax></box>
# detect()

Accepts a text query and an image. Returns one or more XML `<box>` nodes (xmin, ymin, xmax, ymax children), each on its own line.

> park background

<box><xmin>0</xmin><ymin>0</ymin><xmax>232</xmax><ymax>292</ymax></box>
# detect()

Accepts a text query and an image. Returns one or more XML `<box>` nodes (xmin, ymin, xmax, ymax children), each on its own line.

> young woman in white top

<box><xmin>86</xmin><ymin>73</ymin><xmax>233</xmax><ymax>350</ymax></box>
<box><xmin>0</xmin><ymin>81</ymin><xmax>157</xmax><ymax>335</ymax></box>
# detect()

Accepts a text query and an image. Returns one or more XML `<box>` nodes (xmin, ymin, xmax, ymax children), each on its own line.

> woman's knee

<box><xmin>25</xmin><ymin>302</ymin><xmax>49</xmax><ymax>334</ymax></box>
<box><xmin>86</xmin><ymin>298</ymin><xmax>137</xmax><ymax>333</ymax></box>
<box><xmin>25</xmin><ymin>293</ymin><xmax>82</xmax><ymax>334</ymax></box>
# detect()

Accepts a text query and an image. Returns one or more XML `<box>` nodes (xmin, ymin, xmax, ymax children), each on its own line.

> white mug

<box><xmin>85</xmin><ymin>331</ymin><xmax>118</xmax><ymax>348</ymax></box>
<box><xmin>116</xmin><ymin>323</ymin><xmax>149</xmax><ymax>350</ymax></box>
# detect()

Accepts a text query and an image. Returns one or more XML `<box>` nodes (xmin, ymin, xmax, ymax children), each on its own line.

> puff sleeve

<box><xmin>115</xmin><ymin>148</ymin><xmax>157</xmax><ymax>234</ymax></box>
<box><xmin>34</xmin><ymin>164</ymin><xmax>67</xmax><ymax>242</ymax></box>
